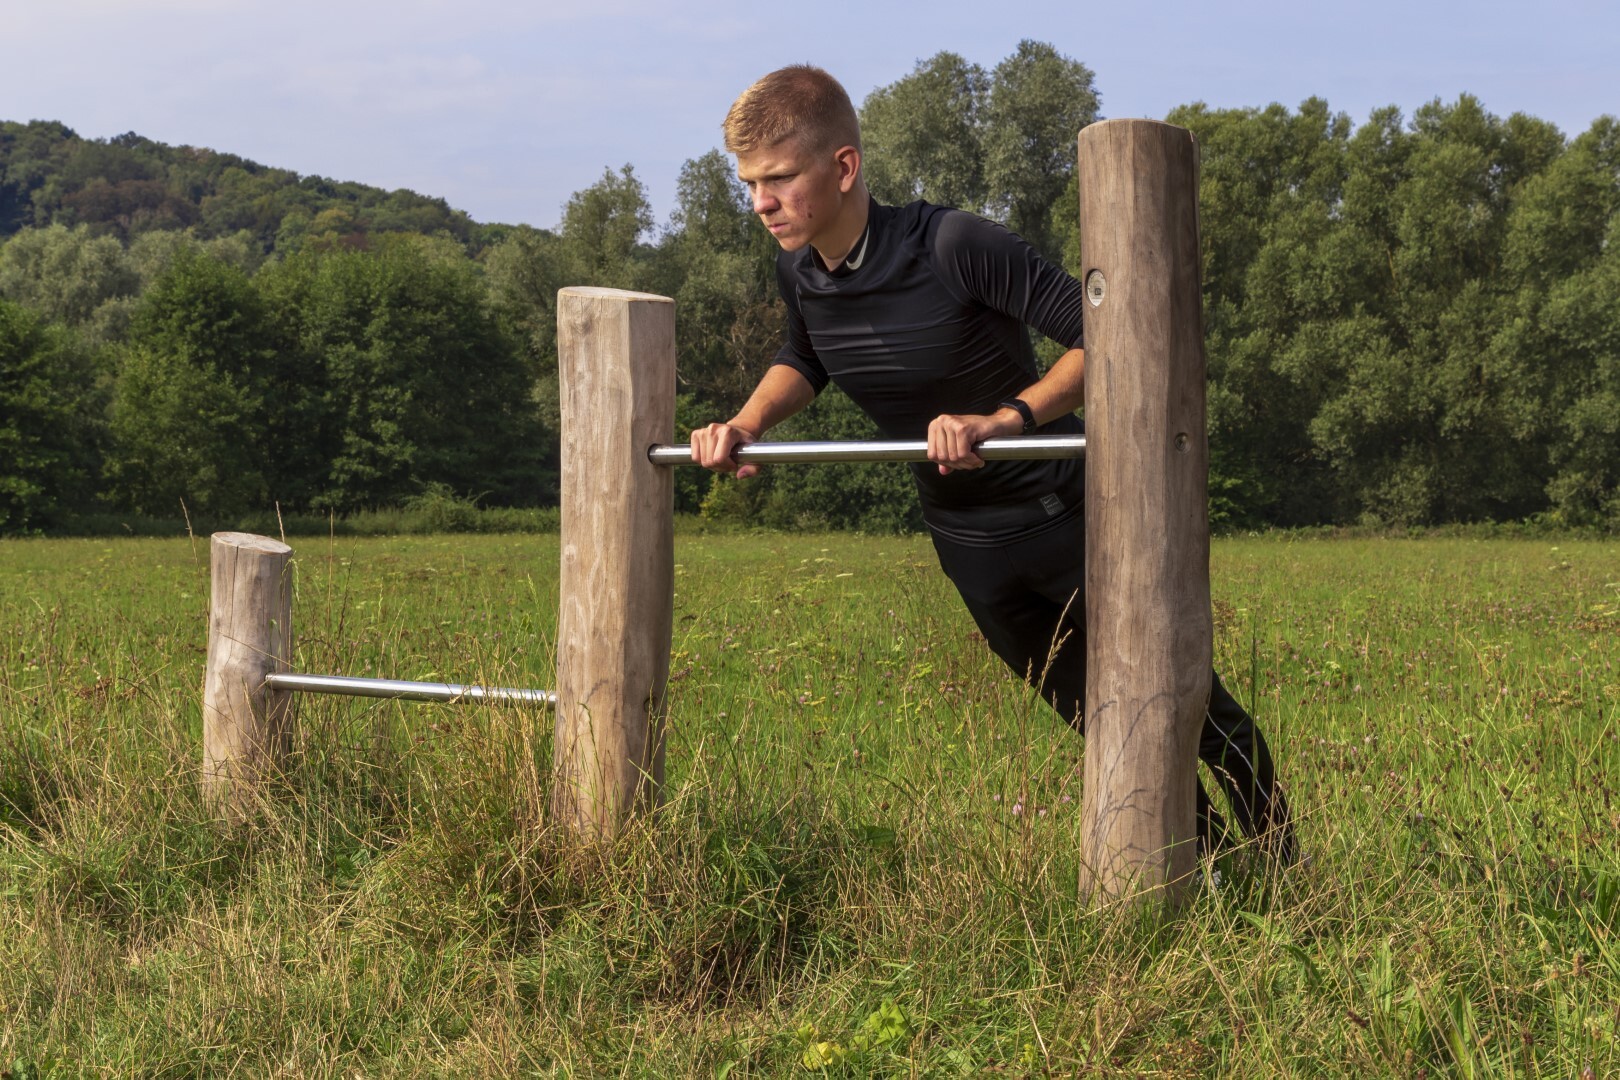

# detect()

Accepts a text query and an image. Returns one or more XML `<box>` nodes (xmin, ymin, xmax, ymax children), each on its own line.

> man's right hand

<box><xmin>690</xmin><ymin>422</ymin><xmax>761</xmax><ymax>479</ymax></box>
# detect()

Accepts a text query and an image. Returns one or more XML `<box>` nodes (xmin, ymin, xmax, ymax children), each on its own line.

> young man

<box><xmin>690</xmin><ymin>65</ymin><xmax>1295</xmax><ymax>862</ymax></box>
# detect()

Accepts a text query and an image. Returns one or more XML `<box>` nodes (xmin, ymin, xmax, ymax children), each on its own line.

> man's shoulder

<box><xmin>871</xmin><ymin>199</ymin><xmax>1029</xmax><ymax>261</ymax></box>
<box><xmin>877</xmin><ymin>198</ymin><xmax>970</xmax><ymax>239</ymax></box>
<box><xmin>926</xmin><ymin>205</ymin><xmax>1026</xmax><ymax>256</ymax></box>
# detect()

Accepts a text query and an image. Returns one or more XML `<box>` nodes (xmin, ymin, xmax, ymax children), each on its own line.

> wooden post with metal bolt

<box><xmin>202</xmin><ymin>531</ymin><xmax>294</xmax><ymax>817</ymax></box>
<box><xmin>551</xmin><ymin>287</ymin><xmax>676</xmax><ymax>839</ymax></box>
<box><xmin>1076</xmin><ymin>119</ymin><xmax>1212</xmax><ymax>905</ymax></box>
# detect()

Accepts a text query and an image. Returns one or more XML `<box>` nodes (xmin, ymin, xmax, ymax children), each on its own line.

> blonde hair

<box><xmin>722</xmin><ymin>65</ymin><xmax>861</xmax><ymax>155</ymax></box>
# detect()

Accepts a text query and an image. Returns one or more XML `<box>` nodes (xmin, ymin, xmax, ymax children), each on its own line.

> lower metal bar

<box><xmin>647</xmin><ymin>434</ymin><xmax>1085</xmax><ymax>466</ymax></box>
<box><xmin>265</xmin><ymin>672</ymin><xmax>556</xmax><ymax>706</ymax></box>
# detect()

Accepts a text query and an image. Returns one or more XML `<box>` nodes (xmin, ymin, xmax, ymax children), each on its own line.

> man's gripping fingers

<box><xmin>928</xmin><ymin>414</ymin><xmax>988</xmax><ymax>475</ymax></box>
<box><xmin>690</xmin><ymin>422</ymin><xmax>759</xmax><ymax>478</ymax></box>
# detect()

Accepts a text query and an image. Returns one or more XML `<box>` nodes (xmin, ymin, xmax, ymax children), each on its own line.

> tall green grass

<box><xmin>1</xmin><ymin>532</ymin><xmax>1616</xmax><ymax>1075</ymax></box>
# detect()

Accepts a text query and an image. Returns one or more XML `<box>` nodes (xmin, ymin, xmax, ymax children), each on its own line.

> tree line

<box><xmin>2</xmin><ymin>41</ymin><xmax>1616</xmax><ymax>535</ymax></box>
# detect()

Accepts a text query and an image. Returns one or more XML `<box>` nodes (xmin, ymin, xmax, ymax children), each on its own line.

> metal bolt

<box><xmin>1085</xmin><ymin>269</ymin><xmax>1106</xmax><ymax>307</ymax></box>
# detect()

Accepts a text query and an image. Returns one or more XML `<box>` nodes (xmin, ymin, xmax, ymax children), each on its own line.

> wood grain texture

<box><xmin>1076</xmin><ymin>119</ymin><xmax>1211</xmax><ymax>905</ymax></box>
<box><xmin>552</xmin><ymin>287</ymin><xmax>676</xmax><ymax>839</ymax></box>
<box><xmin>202</xmin><ymin>531</ymin><xmax>294</xmax><ymax>816</ymax></box>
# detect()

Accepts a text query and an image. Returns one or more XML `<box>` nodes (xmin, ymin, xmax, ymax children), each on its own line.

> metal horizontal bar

<box><xmin>648</xmin><ymin>434</ymin><xmax>1086</xmax><ymax>466</ymax></box>
<box><xmin>265</xmin><ymin>672</ymin><xmax>556</xmax><ymax>706</ymax></box>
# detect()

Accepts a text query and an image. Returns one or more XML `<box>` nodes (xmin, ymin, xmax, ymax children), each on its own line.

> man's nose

<box><xmin>752</xmin><ymin>188</ymin><xmax>779</xmax><ymax>214</ymax></box>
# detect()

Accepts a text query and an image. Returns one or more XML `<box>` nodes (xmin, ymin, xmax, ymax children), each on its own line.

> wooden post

<box><xmin>1076</xmin><ymin>119</ymin><xmax>1211</xmax><ymax>905</ymax></box>
<box><xmin>552</xmin><ymin>287</ymin><xmax>676</xmax><ymax>839</ymax></box>
<box><xmin>202</xmin><ymin>532</ymin><xmax>294</xmax><ymax>815</ymax></box>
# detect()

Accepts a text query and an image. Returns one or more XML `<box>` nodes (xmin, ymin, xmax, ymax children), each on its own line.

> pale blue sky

<box><xmin>6</xmin><ymin>0</ymin><xmax>1616</xmax><ymax>230</ymax></box>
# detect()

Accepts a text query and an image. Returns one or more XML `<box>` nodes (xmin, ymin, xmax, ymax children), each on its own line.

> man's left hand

<box><xmin>927</xmin><ymin>409</ymin><xmax>1022</xmax><ymax>475</ymax></box>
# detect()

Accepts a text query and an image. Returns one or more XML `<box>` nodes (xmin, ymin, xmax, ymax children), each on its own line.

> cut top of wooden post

<box><xmin>557</xmin><ymin>286</ymin><xmax>674</xmax><ymax>302</ymax></box>
<box><xmin>210</xmin><ymin>532</ymin><xmax>293</xmax><ymax>557</ymax></box>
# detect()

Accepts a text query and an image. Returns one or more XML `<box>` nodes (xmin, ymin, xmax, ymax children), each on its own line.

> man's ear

<box><xmin>833</xmin><ymin>145</ymin><xmax>862</xmax><ymax>193</ymax></box>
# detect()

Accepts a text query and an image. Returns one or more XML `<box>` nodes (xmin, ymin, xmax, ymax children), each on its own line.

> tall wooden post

<box><xmin>202</xmin><ymin>532</ymin><xmax>294</xmax><ymax>816</ymax></box>
<box><xmin>1076</xmin><ymin>119</ymin><xmax>1211</xmax><ymax>904</ymax></box>
<box><xmin>552</xmin><ymin>287</ymin><xmax>676</xmax><ymax>839</ymax></box>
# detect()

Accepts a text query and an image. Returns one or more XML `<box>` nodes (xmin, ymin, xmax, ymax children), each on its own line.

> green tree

<box><xmin>981</xmin><ymin>40</ymin><xmax>1099</xmax><ymax>260</ymax></box>
<box><xmin>123</xmin><ymin>228</ymin><xmax>264</xmax><ymax>291</ymax></box>
<box><xmin>857</xmin><ymin>42</ymin><xmax>1096</xmax><ymax>263</ymax></box>
<box><xmin>1325</xmin><ymin>97</ymin><xmax>1565</xmax><ymax>524</ymax></box>
<box><xmin>860</xmin><ymin>53</ymin><xmax>990</xmax><ymax>212</ymax></box>
<box><xmin>1540</xmin><ymin>240</ymin><xmax>1620</xmax><ymax>525</ymax></box>
<box><xmin>558</xmin><ymin>164</ymin><xmax>653</xmax><ymax>287</ymax></box>
<box><xmin>1176</xmin><ymin>95</ymin><xmax>1616</xmax><ymax>529</ymax></box>
<box><xmin>0</xmin><ymin>224</ymin><xmax>138</xmax><ymax>335</ymax></box>
<box><xmin>483</xmin><ymin>225</ymin><xmax>565</xmax><ymax>374</ymax></box>
<box><xmin>0</xmin><ymin>298</ymin><xmax>105</xmax><ymax>531</ymax></box>
<box><xmin>1171</xmin><ymin>98</ymin><xmax>1362</xmax><ymax>525</ymax></box>
<box><xmin>0</xmin><ymin>121</ymin><xmax>78</xmax><ymax>234</ymax></box>
<box><xmin>1502</xmin><ymin>117</ymin><xmax>1620</xmax><ymax>524</ymax></box>
<box><xmin>482</xmin><ymin>224</ymin><xmax>566</xmax><ymax>500</ymax></box>
<box><xmin>261</xmin><ymin>237</ymin><xmax>543</xmax><ymax>511</ymax></box>
<box><xmin>104</xmin><ymin>249</ymin><xmax>274</xmax><ymax>516</ymax></box>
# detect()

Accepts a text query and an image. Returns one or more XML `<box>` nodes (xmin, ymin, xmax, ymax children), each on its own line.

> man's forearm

<box><xmin>926</xmin><ymin>347</ymin><xmax>1086</xmax><ymax>473</ymax></box>
<box><xmin>1017</xmin><ymin>347</ymin><xmax>1085</xmax><ymax>426</ymax></box>
<box><xmin>729</xmin><ymin>365</ymin><xmax>818</xmax><ymax>436</ymax></box>
<box><xmin>971</xmin><ymin>347</ymin><xmax>1088</xmax><ymax>440</ymax></box>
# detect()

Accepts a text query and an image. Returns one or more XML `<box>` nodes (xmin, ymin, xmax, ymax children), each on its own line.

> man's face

<box><xmin>735</xmin><ymin>138</ymin><xmax>858</xmax><ymax>253</ymax></box>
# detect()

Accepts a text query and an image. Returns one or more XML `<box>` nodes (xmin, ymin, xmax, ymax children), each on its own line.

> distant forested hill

<box><xmin>0</xmin><ymin>120</ymin><xmax>491</xmax><ymax>253</ymax></box>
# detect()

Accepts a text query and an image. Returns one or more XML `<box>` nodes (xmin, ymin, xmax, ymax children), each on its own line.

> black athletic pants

<box><xmin>930</xmin><ymin>518</ymin><xmax>1296</xmax><ymax>862</ymax></box>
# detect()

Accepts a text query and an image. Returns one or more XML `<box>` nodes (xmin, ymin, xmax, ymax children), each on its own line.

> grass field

<box><xmin>1</xmin><ymin>530</ymin><xmax>1617</xmax><ymax>1076</ymax></box>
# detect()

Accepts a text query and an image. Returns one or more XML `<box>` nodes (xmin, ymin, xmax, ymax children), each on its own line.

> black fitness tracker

<box><xmin>999</xmin><ymin>398</ymin><xmax>1037</xmax><ymax>433</ymax></box>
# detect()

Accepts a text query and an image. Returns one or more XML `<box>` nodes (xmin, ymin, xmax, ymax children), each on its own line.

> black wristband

<box><xmin>999</xmin><ymin>398</ymin><xmax>1037</xmax><ymax>433</ymax></box>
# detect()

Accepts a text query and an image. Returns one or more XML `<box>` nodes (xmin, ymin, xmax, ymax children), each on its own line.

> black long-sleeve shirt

<box><xmin>772</xmin><ymin>198</ymin><xmax>1086</xmax><ymax>544</ymax></box>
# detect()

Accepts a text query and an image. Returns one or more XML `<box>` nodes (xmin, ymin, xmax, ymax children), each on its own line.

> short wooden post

<box><xmin>1076</xmin><ymin>119</ymin><xmax>1211</xmax><ymax>904</ymax></box>
<box><xmin>552</xmin><ymin>287</ymin><xmax>676</xmax><ymax>839</ymax></box>
<box><xmin>202</xmin><ymin>532</ymin><xmax>294</xmax><ymax>815</ymax></box>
